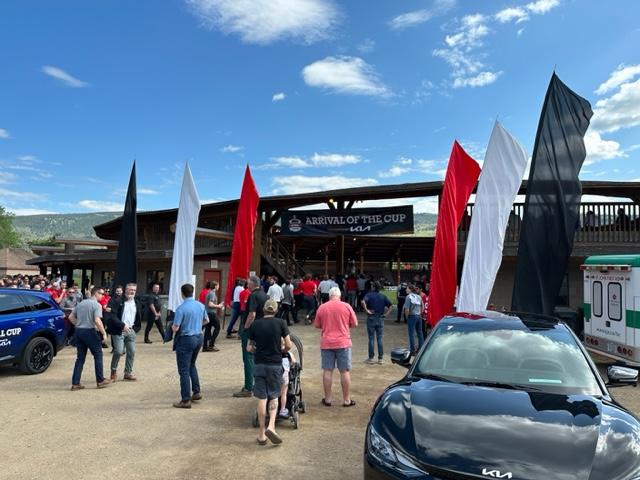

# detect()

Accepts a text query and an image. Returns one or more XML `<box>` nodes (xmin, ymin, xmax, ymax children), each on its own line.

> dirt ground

<box><xmin>1</xmin><ymin>313</ymin><xmax>639</xmax><ymax>480</ymax></box>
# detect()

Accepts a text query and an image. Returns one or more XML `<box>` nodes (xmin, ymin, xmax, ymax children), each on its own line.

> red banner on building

<box><xmin>427</xmin><ymin>141</ymin><xmax>481</xmax><ymax>327</ymax></box>
<box><xmin>225</xmin><ymin>166</ymin><xmax>260</xmax><ymax>306</ymax></box>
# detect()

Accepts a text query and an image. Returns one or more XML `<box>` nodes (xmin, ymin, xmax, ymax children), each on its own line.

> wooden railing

<box><xmin>261</xmin><ymin>230</ymin><xmax>305</xmax><ymax>279</ymax></box>
<box><xmin>458</xmin><ymin>202</ymin><xmax>640</xmax><ymax>244</ymax></box>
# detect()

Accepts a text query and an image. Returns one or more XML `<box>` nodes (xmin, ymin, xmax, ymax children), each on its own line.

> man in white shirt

<box><xmin>109</xmin><ymin>283</ymin><xmax>142</xmax><ymax>381</ymax></box>
<box><xmin>226</xmin><ymin>278</ymin><xmax>245</xmax><ymax>338</ymax></box>
<box><xmin>318</xmin><ymin>275</ymin><xmax>337</xmax><ymax>304</ymax></box>
<box><xmin>267</xmin><ymin>276</ymin><xmax>284</xmax><ymax>305</ymax></box>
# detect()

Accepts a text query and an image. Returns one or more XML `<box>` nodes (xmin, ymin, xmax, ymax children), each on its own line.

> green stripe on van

<box><xmin>627</xmin><ymin>310</ymin><xmax>640</xmax><ymax>329</ymax></box>
<box><xmin>583</xmin><ymin>303</ymin><xmax>591</xmax><ymax>320</ymax></box>
<box><xmin>585</xmin><ymin>255</ymin><xmax>640</xmax><ymax>267</ymax></box>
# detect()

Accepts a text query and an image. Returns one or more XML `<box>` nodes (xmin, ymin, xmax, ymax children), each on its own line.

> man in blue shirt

<box><xmin>361</xmin><ymin>281</ymin><xmax>392</xmax><ymax>365</ymax></box>
<box><xmin>171</xmin><ymin>283</ymin><xmax>208</xmax><ymax>408</ymax></box>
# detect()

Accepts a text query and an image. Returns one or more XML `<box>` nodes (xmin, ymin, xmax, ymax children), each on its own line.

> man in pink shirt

<box><xmin>314</xmin><ymin>286</ymin><xmax>358</xmax><ymax>407</ymax></box>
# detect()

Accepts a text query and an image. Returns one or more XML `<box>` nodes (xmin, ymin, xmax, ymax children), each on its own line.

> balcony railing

<box><xmin>458</xmin><ymin>202</ymin><xmax>640</xmax><ymax>244</ymax></box>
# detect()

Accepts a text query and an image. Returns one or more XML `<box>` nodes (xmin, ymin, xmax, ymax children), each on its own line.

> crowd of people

<box><xmin>2</xmin><ymin>269</ymin><xmax>434</xmax><ymax>447</ymax></box>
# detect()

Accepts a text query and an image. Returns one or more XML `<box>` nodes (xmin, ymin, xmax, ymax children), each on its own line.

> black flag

<box><xmin>113</xmin><ymin>162</ymin><xmax>138</xmax><ymax>290</ymax></box>
<box><xmin>511</xmin><ymin>74</ymin><xmax>592</xmax><ymax>314</ymax></box>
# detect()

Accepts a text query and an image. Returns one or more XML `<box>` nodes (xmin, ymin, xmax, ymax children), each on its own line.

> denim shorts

<box><xmin>321</xmin><ymin>348</ymin><xmax>352</xmax><ymax>371</ymax></box>
<box><xmin>253</xmin><ymin>363</ymin><xmax>283</xmax><ymax>400</ymax></box>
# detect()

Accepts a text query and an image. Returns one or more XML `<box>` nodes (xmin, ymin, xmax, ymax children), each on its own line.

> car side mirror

<box><xmin>391</xmin><ymin>348</ymin><xmax>412</xmax><ymax>368</ymax></box>
<box><xmin>607</xmin><ymin>365</ymin><xmax>638</xmax><ymax>387</ymax></box>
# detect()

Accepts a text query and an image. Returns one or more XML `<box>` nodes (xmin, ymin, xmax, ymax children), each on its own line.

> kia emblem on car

<box><xmin>482</xmin><ymin>468</ymin><xmax>513</xmax><ymax>479</ymax></box>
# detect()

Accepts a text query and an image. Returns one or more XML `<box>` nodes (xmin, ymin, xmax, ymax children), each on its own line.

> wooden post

<box><xmin>324</xmin><ymin>245</ymin><xmax>329</xmax><ymax>276</ymax></box>
<box><xmin>359</xmin><ymin>248</ymin><xmax>364</xmax><ymax>274</ymax></box>
<box><xmin>250</xmin><ymin>217</ymin><xmax>263</xmax><ymax>275</ymax></box>
<box><xmin>396</xmin><ymin>254</ymin><xmax>401</xmax><ymax>285</ymax></box>
<box><xmin>336</xmin><ymin>235</ymin><xmax>345</xmax><ymax>275</ymax></box>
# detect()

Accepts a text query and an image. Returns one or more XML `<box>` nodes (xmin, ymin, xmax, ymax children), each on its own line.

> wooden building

<box><xmin>27</xmin><ymin>180</ymin><xmax>640</xmax><ymax>309</ymax></box>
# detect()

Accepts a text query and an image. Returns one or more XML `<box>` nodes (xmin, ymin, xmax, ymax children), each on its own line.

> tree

<box><xmin>0</xmin><ymin>206</ymin><xmax>21</xmax><ymax>248</ymax></box>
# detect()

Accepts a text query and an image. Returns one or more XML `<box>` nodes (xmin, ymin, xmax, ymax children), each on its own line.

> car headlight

<box><xmin>368</xmin><ymin>425</ymin><xmax>427</xmax><ymax>477</ymax></box>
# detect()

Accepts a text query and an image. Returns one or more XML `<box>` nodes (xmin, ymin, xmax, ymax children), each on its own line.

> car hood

<box><xmin>373</xmin><ymin>379</ymin><xmax>640</xmax><ymax>480</ymax></box>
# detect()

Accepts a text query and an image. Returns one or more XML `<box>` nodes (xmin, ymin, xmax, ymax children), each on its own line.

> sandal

<box><xmin>256</xmin><ymin>438</ymin><xmax>268</xmax><ymax>446</ymax></box>
<box><xmin>321</xmin><ymin>398</ymin><xmax>332</xmax><ymax>407</ymax></box>
<box><xmin>343</xmin><ymin>399</ymin><xmax>356</xmax><ymax>407</ymax></box>
<box><xmin>265</xmin><ymin>429</ymin><xmax>282</xmax><ymax>445</ymax></box>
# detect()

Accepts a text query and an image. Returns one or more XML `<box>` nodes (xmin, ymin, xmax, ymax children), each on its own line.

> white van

<box><xmin>582</xmin><ymin>254</ymin><xmax>640</xmax><ymax>366</ymax></box>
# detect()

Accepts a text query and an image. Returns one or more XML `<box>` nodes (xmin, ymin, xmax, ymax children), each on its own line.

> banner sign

<box><xmin>280</xmin><ymin>206</ymin><xmax>413</xmax><ymax>236</ymax></box>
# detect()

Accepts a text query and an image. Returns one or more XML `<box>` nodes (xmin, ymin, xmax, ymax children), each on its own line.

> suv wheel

<box><xmin>20</xmin><ymin>337</ymin><xmax>54</xmax><ymax>374</ymax></box>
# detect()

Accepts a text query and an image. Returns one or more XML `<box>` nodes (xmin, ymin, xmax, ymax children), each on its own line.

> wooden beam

<box><xmin>327</xmin><ymin>201</ymin><xmax>335</xmax><ymax>210</ymax></box>
<box><xmin>345</xmin><ymin>200</ymin><xmax>355</xmax><ymax>210</ymax></box>
<box><xmin>55</xmin><ymin>237</ymin><xmax>119</xmax><ymax>247</ymax></box>
<box><xmin>170</xmin><ymin>224</ymin><xmax>234</xmax><ymax>241</ymax></box>
<box><xmin>265</xmin><ymin>209</ymin><xmax>283</xmax><ymax>229</ymax></box>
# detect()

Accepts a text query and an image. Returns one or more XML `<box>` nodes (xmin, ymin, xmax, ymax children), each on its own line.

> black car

<box><xmin>365</xmin><ymin>312</ymin><xmax>640</xmax><ymax>480</ymax></box>
<box><xmin>0</xmin><ymin>288</ymin><xmax>68</xmax><ymax>374</ymax></box>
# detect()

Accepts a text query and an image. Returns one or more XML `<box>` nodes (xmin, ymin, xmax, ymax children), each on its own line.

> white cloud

<box><xmin>595</xmin><ymin>63</ymin><xmax>640</xmax><ymax>95</ymax></box>
<box><xmin>389</xmin><ymin>0</ymin><xmax>455</xmax><ymax>30</ymax></box>
<box><xmin>7</xmin><ymin>208</ymin><xmax>57</xmax><ymax>216</ymax></box>
<box><xmin>221</xmin><ymin>144</ymin><xmax>243</xmax><ymax>152</ymax></box>
<box><xmin>200</xmin><ymin>197</ymin><xmax>227</xmax><ymax>204</ymax></box>
<box><xmin>444</xmin><ymin>14</ymin><xmax>489</xmax><ymax>49</ymax></box>
<box><xmin>591</xmin><ymin>77</ymin><xmax>640</xmax><ymax>133</ymax></box>
<box><xmin>78</xmin><ymin>200</ymin><xmax>123</xmax><ymax>211</ymax></box>
<box><xmin>139</xmin><ymin>188</ymin><xmax>160</xmax><ymax>195</ymax></box>
<box><xmin>0</xmin><ymin>172</ymin><xmax>17</xmax><ymax>184</ymax></box>
<box><xmin>526</xmin><ymin>0</ymin><xmax>560</xmax><ymax>14</ymax></box>
<box><xmin>41</xmin><ymin>65</ymin><xmax>88</xmax><ymax>88</ymax></box>
<box><xmin>272</xmin><ymin>175</ymin><xmax>377</xmax><ymax>195</ymax></box>
<box><xmin>0</xmin><ymin>128</ymin><xmax>10</xmax><ymax>139</ymax></box>
<box><xmin>356</xmin><ymin>39</ymin><xmax>375</xmax><ymax>54</ymax></box>
<box><xmin>273</xmin><ymin>156</ymin><xmax>310</xmax><ymax>168</ymax></box>
<box><xmin>583</xmin><ymin>130</ymin><xmax>626</xmax><ymax>166</ymax></box>
<box><xmin>495</xmin><ymin>7</ymin><xmax>528</xmax><ymax>23</ymax></box>
<box><xmin>398</xmin><ymin>158</ymin><xmax>412</xmax><ymax>166</ymax></box>
<box><xmin>0</xmin><ymin>188</ymin><xmax>42</xmax><ymax>201</ymax></box>
<box><xmin>453</xmin><ymin>70</ymin><xmax>502</xmax><ymax>88</ymax></box>
<box><xmin>302</xmin><ymin>56</ymin><xmax>392</xmax><ymax>97</ymax></box>
<box><xmin>310</xmin><ymin>153</ymin><xmax>361</xmax><ymax>166</ymax></box>
<box><xmin>351</xmin><ymin>197</ymin><xmax>440</xmax><ymax>214</ymax></box>
<box><xmin>379</xmin><ymin>165</ymin><xmax>411</xmax><ymax>178</ymax></box>
<box><xmin>185</xmin><ymin>0</ymin><xmax>340</xmax><ymax>45</ymax></box>
<box><xmin>272</xmin><ymin>92</ymin><xmax>286</xmax><ymax>102</ymax></box>
<box><xmin>17</xmin><ymin>155</ymin><xmax>36</xmax><ymax>161</ymax></box>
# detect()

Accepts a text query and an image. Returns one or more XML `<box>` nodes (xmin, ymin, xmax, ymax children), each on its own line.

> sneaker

<box><xmin>233</xmin><ymin>388</ymin><xmax>253</xmax><ymax>398</ymax></box>
<box><xmin>123</xmin><ymin>374</ymin><xmax>137</xmax><ymax>381</ymax></box>
<box><xmin>96</xmin><ymin>379</ymin><xmax>111</xmax><ymax>389</ymax></box>
<box><xmin>110</xmin><ymin>371</ymin><xmax>117</xmax><ymax>382</ymax></box>
<box><xmin>278</xmin><ymin>408</ymin><xmax>289</xmax><ymax>418</ymax></box>
<box><xmin>70</xmin><ymin>384</ymin><xmax>85</xmax><ymax>391</ymax></box>
<box><xmin>364</xmin><ymin>358</ymin><xmax>376</xmax><ymax>365</ymax></box>
<box><xmin>191</xmin><ymin>392</ymin><xmax>203</xmax><ymax>401</ymax></box>
<box><xmin>211</xmin><ymin>346</ymin><xmax>220</xmax><ymax>352</ymax></box>
<box><xmin>173</xmin><ymin>400</ymin><xmax>192</xmax><ymax>409</ymax></box>
<box><xmin>226</xmin><ymin>333</ymin><xmax>236</xmax><ymax>339</ymax></box>
<box><xmin>377</xmin><ymin>358</ymin><xmax>384</xmax><ymax>365</ymax></box>
<box><xmin>144</xmin><ymin>339</ymin><xmax>153</xmax><ymax>344</ymax></box>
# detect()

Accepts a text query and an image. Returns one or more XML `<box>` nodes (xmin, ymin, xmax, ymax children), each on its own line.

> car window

<box><xmin>414</xmin><ymin>321</ymin><xmax>602</xmax><ymax>396</ymax></box>
<box><xmin>0</xmin><ymin>294</ymin><xmax>28</xmax><ymax>315</ymax></box>
<box><xmin>22</xmin><ymin>294</ymin><xmax>53</xmax><ymax>311</ymax></box>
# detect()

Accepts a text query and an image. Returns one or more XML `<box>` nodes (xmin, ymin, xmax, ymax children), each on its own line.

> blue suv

<box><xmin>0</xmin><ymin>288</ymin><xmax>68</xmax><ymax>374</ymax></box>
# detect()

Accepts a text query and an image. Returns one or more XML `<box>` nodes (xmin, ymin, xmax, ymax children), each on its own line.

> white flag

<box><xmin>458</xmin><ymin>122</ymin><xmax>528</xmax><ymax>312</ymax></box>
<box><xmin>168</xmin><ymin>164</ymin><xmax>201</xmax><ymax>312</ymax></box>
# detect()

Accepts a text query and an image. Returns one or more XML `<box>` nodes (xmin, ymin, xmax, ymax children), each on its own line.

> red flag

<box><xmin>224</xmin><ymin>166</ymin><xmax>260</xmax><ymax>306</ymax></box>
<box><xmin>428</xmin><ymin>141</ymin><xmax>481</xmax><ymax>327</ymax></box>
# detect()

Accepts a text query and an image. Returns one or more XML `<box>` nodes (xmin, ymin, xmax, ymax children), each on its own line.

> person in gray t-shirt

<box><xmin>203</xmin><ymin>281</ymin><xmax>223</xmax><ymax>352</ymax></box>
<box><xmin>69</xmin><ymin>286</ymin><xmax>110</xmax><ymax>389</ymax></box>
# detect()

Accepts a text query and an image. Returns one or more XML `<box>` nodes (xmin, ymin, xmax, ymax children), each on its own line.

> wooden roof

<box><xmin>93</xmin><ymin>180</ymin><xmax>640</xmax><ymax>239</ymax></box>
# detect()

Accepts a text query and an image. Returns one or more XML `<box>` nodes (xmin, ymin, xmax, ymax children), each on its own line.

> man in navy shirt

<box><xmin>361</xmin><ymin>281</ymin><xmax>392</xmax><ymax>365</ymax></box>
<box><xmin>171</xmin><ymin>283</ymin><xmax>208</xmax><ymax>408</ymax></box>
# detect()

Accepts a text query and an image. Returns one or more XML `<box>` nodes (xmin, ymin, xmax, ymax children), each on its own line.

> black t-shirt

<box><xmin>248</xmin><ymin>316</ymin><xmax>290</xmax><ymax>365</ymax></box>
<box><xmin>247</xmin><ymin>289</ymin><xmax>269</xmax><ymax>321</ymax></box>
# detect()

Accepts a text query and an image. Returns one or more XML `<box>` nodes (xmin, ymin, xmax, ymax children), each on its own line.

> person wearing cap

<box><xmin>247</xmin><ymin>298</ymin><xmax>292</xmax><ymax>445</ymax></box>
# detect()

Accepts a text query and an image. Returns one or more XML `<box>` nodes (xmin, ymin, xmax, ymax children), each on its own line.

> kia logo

<box><xmin>482</xmin><ymin>468</ymin><xmax>513</xmax><ymax>479</ymax></box>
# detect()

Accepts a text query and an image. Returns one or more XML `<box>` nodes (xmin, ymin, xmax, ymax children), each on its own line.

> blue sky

<box><xmin>1</xmin><ymin>0</ymin><xmax>639</xmax><ymax>216</ymax></box>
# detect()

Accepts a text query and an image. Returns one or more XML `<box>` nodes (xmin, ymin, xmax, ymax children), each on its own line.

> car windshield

<box><xmin>413</xmin><ymin>319</ymin><xmax>602</xmax><ymax>396</ymax></box>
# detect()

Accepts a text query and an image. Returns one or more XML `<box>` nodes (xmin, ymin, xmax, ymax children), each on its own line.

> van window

<box><xmin>592</xmin><ymin>281</ymin><xmax>603</xmax><ymax>317</ymax></box>
<box><xmin>0</xmin><ymin>294</ymin><xmax>27</xmax><ymax>315</ymax></box>
<box><xmin>608</xmin><ymin>283</ymin><xmax>622</xmax><ymax>321</ymax></box>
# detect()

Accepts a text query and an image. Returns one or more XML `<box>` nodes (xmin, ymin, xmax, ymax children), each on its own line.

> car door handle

<box><xmin>20</xmin><ymin>318</ymin><xmax>37</xmax><ymax>324</ymax></box>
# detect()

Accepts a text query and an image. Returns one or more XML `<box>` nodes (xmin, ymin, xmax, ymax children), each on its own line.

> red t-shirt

<box><xmin>346</xmin><ymin>278</ymin><xmax>357</xmax><ymax>291</ymax></box>
<box><xmin>198</xmin><ymin>288</ymin><xmax>210</xmax><ymax>304</ymax></box>
<box><xmin>300</xmin><ymin>280</ymin><xmax>317</xmax><ymax>297</ymax></box>
<box><xmin>239</xmin><ymin>288</ymin><xmax>251</xmax><ymax>312</ymax></box>
<box><xmin>99</xmin><ymin>294</ymin><xmax>110</xmax><ymax>309</ymax></box>
<box><xmin>314</xmin><ymin>299</ymin><xmax>358</xmax><ymax>349</ymax></box>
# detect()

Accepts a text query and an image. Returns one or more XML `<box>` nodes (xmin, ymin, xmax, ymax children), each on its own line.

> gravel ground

<box><xmin>1</xmin><ymin>313</ymin><xmax>639</xmax><ymax>480</ymax></box>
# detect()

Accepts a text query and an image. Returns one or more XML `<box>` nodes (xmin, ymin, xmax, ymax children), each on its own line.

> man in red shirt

<box><xmin>300</xmin><ymin>274</ymin><xmax>317</xmax><ymax>325</ymax></box>
<box><xmin>314</xmin><ymin>287</ymin><xmax>358</xmax><ymax>407</ymax></box>
<box><xmin>198</xmin><ymin>281</ymin><xmax>211</xmax><ymax>304</ymax></box>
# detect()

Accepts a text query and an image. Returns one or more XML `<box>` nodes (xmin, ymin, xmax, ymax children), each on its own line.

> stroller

<box><xmin>252</xmin><ymin>334</ymin><xmax>306</xmax><ymax>429</ymax></box>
